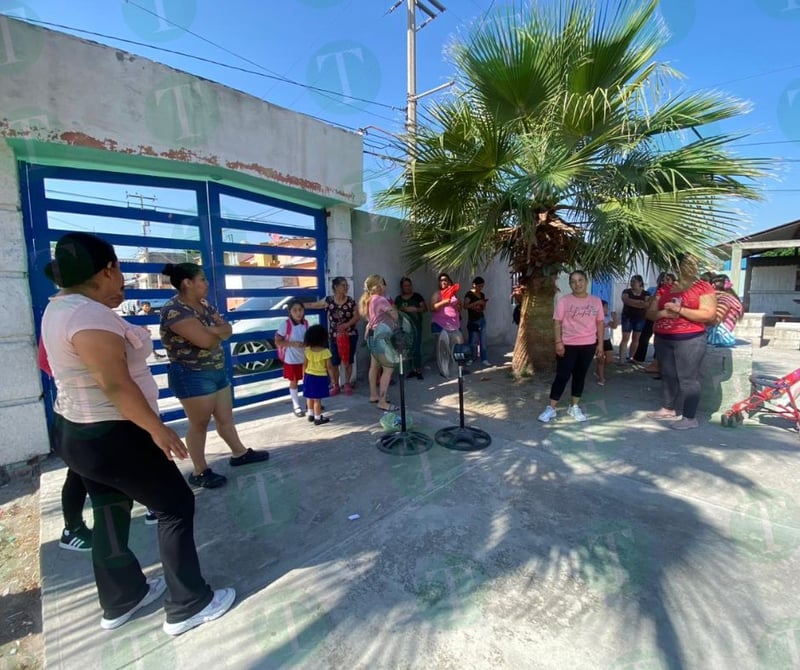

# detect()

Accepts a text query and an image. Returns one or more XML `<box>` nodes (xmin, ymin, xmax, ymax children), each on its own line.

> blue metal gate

<box><xmin>21</xmin><ymin>163</ymin><xmax>327</xmax><ymax>422</ymax></box>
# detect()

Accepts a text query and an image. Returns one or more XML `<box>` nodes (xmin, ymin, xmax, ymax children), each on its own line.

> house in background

<box><xmin>718</xmin><ymin>219</ymin><xmax>800</xmax><ymax>321</ymax></box>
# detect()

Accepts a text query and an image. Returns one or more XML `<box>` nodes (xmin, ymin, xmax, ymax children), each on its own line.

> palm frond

<box><xmin>377</xmin><ymin>0</ymin><xmax>775</xmax><ymax>282</ymax></box>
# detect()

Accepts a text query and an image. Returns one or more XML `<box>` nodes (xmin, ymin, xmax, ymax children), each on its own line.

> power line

<box><xmin>124</xmin><ymin>0</ymin><xmax>402</xmax><ymax>114</ymax></box>
<box><xmin>46</xmin><ymin>188</ymin><xmax>196</xmax><ymax>215</ymax></box>
<box><xmin>735</xmin><ymin>139</ymin><xmax>800</xmax><ymax>147</ymax></box>
<box><xmin>123</xmin><ymin>0</ymin><xmax>410</xmax><ymax>125</ymax></box>
<box><xmin>687</xmin><ymin>63</ymin><xmax>800</xmax><ymax>94</ymax></box>
<box><xmin>14</xmin><ymin>15</ymin><xmax>404</xmax><ymax>119</ymax></box>
<box><xmin>272</xmin><ymin>0</ymin><xmax>358</xmax><ymax>107</ymax></box>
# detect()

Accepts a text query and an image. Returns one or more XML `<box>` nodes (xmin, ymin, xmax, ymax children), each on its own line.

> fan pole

<box><xmin>398</xmin><ymin>353</ymin><xmax>408</xmax><ymax>432</ymax></box>
<box><xmin>434</xmin><ymin>348</ymin><xmax>492</xmax><ymax>451</ymax></box>
<box><xmin>377</xmin><ymin>325</ymin><xmax>433</xmax><ymax>456</ymax></box>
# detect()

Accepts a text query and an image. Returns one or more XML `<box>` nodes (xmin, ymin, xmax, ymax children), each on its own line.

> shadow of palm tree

<box><xmin>40</xmin><ymin>359</ymin><xmax>800</xmax><ymax>669</ymax></box>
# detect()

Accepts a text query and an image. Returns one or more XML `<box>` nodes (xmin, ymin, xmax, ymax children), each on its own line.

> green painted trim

<box><xmin>5</xmin><ymin>138</ymin><xmax>356</xmax><ymax>209</ymax></box>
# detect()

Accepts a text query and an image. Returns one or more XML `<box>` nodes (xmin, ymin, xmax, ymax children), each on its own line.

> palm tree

<box><xmin>379</xmin><ymin>0</ymin><xmax>769</xmax><ymax>376</ymax></box>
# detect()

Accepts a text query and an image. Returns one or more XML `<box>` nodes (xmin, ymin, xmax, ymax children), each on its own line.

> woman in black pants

<box><xmin>39</xmin><ymin>340</ymin><xmax>93</xmax><ymax>551</ymax></box>
<box><xmin>646</xmin><ymin>255</ymin><xmax>716</xmax><ymax>430</ymax></box>
<box><xmin>537</xmin><ymin>271</ymin><xmax>605</xmax><ymax>423</ymax></box>
<box><xmin>41</xmin><ymin>232</ymin><xmax>234</xmax><ymax>636</ymax></box>
<box><xmin>58</xmin><ymin>469</ymin><xmax>92</xmax><ymax>551</ymax></box>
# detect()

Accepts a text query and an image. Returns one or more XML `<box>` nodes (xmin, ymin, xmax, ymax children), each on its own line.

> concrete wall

<box><xmin>350</xmin><ymin>210</ymin><xmax>518</xmax><ymax>371</ymax></box>
<box><xmin>0</xmin><ymin>142</ymin><xmax>49</xmax><ymax>461</ymax></box>
<box><xmin>0</xmin><ymin>17</ymin><xmax>363</xmax><ymax>465</ymax></box>
<box><xmin>0</xmin><ymin>17</ymin><xmax>363</xmax><ymax>204</ymax></box>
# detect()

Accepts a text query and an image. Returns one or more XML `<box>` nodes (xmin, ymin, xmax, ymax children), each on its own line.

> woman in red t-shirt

<box><xmin>646</xmin><ymin>255</ymin><xmax>717</xmax><ymax>430</ymax></box>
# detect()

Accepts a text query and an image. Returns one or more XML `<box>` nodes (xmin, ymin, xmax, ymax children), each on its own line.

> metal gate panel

<box><xmin>21</xmin><ymin>163</ymin><xmax>327</xmax><ymax>423</ymax></box>
<box><xmin>206</xmin><ymin>183</ymin><xmax>327</xmax><ymax>410</ymax></box>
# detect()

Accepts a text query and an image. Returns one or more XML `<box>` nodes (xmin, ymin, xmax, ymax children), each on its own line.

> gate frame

<box><xmin>21</xmin><ymin>162</ymin><xmax>328</xmax><ymax>423</ymax></box>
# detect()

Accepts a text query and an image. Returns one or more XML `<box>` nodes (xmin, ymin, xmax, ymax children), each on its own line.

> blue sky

<box><xmin>4</xmin><ymin>0</ymin><xmax>800</xmax><ymax>236</ymax></box>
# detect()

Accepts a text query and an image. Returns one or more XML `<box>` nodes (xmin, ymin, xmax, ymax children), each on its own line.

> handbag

<box><xmin>335</xmin><ymin>331</ymin><xmax>351</xmax><ymax>362</ymax></box>
<box><xmin>707</xmin><ymin>324</ymin><xmax>736</xmax><ymax>347</ymax></box>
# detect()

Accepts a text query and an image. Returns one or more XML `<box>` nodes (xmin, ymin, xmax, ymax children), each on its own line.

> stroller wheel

<box><xmin>721</xmin><ymin>415</ymin><xmax>730</xmax><ymax>427</ymax></box>
<box><xmin>734</xmin><ymin>411</ymin><xmax>744</xmax><ymax>426</ymax></box>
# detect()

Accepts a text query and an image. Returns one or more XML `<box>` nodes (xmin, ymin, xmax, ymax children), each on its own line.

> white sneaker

<box><xmin>101</xmin><ymin>576</ymin><xmax>166</xmax><ymax>630</ymax></box>
<box><xmin>538</xmin><ymin>406</ymin><xmax>557</xmax><ymax>423</ymax></box>
<box><xmin>162</xmin><ymin>588</ymin><xmax>236</xmax><ymax>636</ymax></box>
<box><xmin>567</xmin><ymin>405</ymin><xmax>587</xmax><ymax>422</ymax></box>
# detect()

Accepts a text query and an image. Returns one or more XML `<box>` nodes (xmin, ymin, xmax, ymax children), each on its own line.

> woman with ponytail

<box><xmin>360</xmin><ymin>274</ymin><xmax>399</xmax><ymax>412</ymax></box>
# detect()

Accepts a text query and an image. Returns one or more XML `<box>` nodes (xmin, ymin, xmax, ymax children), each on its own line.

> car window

<box><xmin>231</xmin><ymin>296</ymin><xmax>286</xmax><ymax>312</ymax></box>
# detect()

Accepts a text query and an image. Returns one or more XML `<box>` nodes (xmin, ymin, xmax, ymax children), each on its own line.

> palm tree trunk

<box><xmin>511</xmin><ymin>276</ymin><xmax>557</xmax><ymax>377</ymax></box>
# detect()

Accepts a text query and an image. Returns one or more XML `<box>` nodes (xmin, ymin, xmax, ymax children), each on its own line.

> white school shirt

<box><xmin>277</xmin><ymin>318</ymin><xmax>307</xmax><ymax>365</ymax></box>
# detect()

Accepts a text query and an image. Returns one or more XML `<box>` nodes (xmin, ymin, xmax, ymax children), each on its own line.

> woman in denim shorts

<box><xmin>618</xmin><ymin>274</ymin><xmax>650</xmax><ymax>364</ymax></box>
<box><xmin>160</xmin><ymin>263</ymin><xmax>269</xmax><ymax>489</ymax></box>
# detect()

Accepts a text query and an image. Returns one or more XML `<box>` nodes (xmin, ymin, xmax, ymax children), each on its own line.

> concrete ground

<box><xmin>39</xmin><ymin>346</ymin><xmax>800</xmax><ymax>669</ymax></box>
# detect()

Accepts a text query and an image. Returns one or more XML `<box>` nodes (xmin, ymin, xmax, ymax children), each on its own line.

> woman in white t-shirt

<box><xmin>41</xmin><ymin>232</ymin><xmax>233</xmax><ymax>636</ymax></box>
<box><xmin>537</xmin><ymin>271</ymin><xmax>605</xmax><ymax>423</ymax></box>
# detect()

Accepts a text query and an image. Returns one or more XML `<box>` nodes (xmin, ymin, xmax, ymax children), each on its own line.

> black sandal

<box><xmin>229</xmin><ymin>448</ymin><xmax>270</xmax><ymax>466</ymax></box>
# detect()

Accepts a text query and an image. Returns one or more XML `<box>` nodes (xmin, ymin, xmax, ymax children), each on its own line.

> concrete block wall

<box><xmin>0</xmin><ymin>145</ymin><xmax>50</xmax><ymax>462</ymax></box>
<box><xmin>699</xmin><ymin>344</ymin><xmax>754</xmax><ymax>419</ymax></box>
<box><xmin>737</xmin><ymin>312</ymin><xmax>765</xmax><ymax>348</ymax></box>
<box><xmin>772</xmin><ymin>322</ymin><xmax>800</xmax><ymax>350</ymax></box>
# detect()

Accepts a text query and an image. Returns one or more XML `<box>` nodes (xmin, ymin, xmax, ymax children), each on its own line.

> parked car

<box><xmin>119</xmin><ymin>297</ymin><xmax>170</xmax><ymax>316</ymax></box>
<box><xmin>229</xmin><ymin>295</ymin><xmax>320</xmax><ymax>374</ymax></box>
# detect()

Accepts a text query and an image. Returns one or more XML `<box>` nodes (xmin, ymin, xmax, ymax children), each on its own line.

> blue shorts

<box><xmin>621</xmin><ymin>316</ymin><xmax>646</xmax><ymax>333</ymax></box>
<box><xmin>168</xmin><ymin>363</ymin><xmax>229</xmax><ymax>400</ymax></box>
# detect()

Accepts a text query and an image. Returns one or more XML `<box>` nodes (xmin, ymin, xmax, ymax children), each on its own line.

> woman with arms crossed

<box><xmin>395</xmin><ymin>276</ymin><xmax>427</xmax><ymax>379</ymax></box>
<box><xmin>160</xmin><ymin>263</ymin><xmax>268</xmax><ymax>489</ymax></box>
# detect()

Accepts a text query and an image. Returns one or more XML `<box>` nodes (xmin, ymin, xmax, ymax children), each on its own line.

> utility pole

<box><xmin>126</xmin><ymin>191</ymin><xmax>157</xmax><ymax>287</ymax></box>
<box><xmin>387</xmin><ymin>0</ymin><xmax>448</xmax><ymax>144</ymax></box>
<box><xmin>387</xmin><ymin>0</ymin><xmax>449</xmax><ymax>229</ymax></box>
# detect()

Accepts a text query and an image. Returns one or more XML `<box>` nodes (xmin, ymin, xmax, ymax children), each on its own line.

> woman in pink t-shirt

<box><xmin>538</xmin><ymin>271</ymin><xmax>604</xmax><ymax>423</ymax></box>
<box><xmin>41</xmin><ymin>232</ymin><xmax>233</xmax><ymax>635</ymax></box>
<box><xmin>360</xmin><ymin>274</ymin><xmax>399</xmax><ymax>412</ymax></box>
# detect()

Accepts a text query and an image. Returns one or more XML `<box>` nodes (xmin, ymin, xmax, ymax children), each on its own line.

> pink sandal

<box><xmin>330</xmin><ymin>385</ymin><xmax>341</xmax><ymax>396</ymax></box>
<box><xmin>344</xmin><ymin>383</ymin><xmax>354</xmax><ymax>396</ymax></box>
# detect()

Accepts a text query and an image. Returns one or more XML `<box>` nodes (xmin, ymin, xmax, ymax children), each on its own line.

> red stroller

<box><xmin>721</xmin><ymin>367</ymin><xmax>800</xmax><ymax>432</ymax></box>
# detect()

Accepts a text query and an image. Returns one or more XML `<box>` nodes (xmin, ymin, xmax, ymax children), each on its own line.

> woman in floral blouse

<box><xmin>160</xmin><ymin>263</ymin><xmax>268</xmax><ymax>489</ymax></box>
<box><xmin>306</xmin><ymin>276</ymin><xmax>360</xmax><ymax>395</ymax></box>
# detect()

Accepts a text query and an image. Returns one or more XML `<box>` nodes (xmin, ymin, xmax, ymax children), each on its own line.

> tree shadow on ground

<box><xmin>40</xmin><ymin>359</ymin><xmax>800</xmax><ymax>669</ymax></box>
